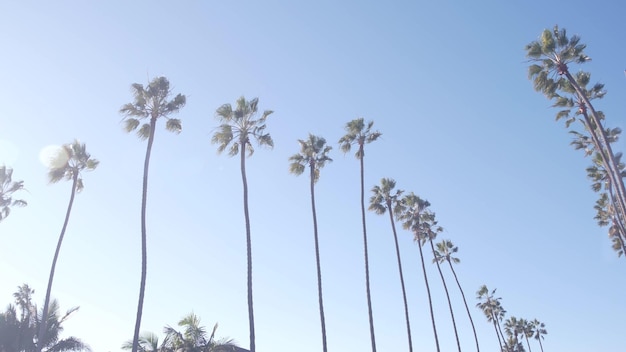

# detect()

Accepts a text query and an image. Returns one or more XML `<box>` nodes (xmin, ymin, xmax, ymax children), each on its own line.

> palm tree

<box><xmin>518</xmin><ymin>319</ymin><xmax>534</xmax><ymax>352</ymax></box>
<box><xmin>120</xmin><ymin>76</ymin><xmax>186</xmax><ymax>352</ymax></box>
<box><xmin>37</xmin><ymin>140</ymin><xmax>98</xmax><ymax>351</ymax></box>
<box><xmin>526</xmin><ymin>26</ymin><xmax>626</xmax><ymax>257</ymax></box>
<box><xmin>161</xmin><ymin>313</ymin><xmax>239</xmax><ymax>352</ymax></box>
<box><xmin>434</xmin><ymin>240</ymin><xmax>480</xmax><ymax>352</ymax></box>
<box><xmin>504</xmin><ymin>317</ymin><xmax>521</xmax><ymax>351</ymax></box>
<box><xmin>0</xmin><ymin>165</ymin><xmax>27</xmax><ymax>222</ymax></box>
<box><xmin>1</xmin><ymin>284</ymin><xmax>90</xmax><ymax>352</ymax></box>
<box><xmin>476</xmin><ymin>285</ymin><xmax>506</xmax><ymax>351</ymax></box>
<box><xmin>338</xmin><ymin>118</ymin><xmax>381</xmax><ymax>352</ymax></box>
<box><xmin>212</xmin><ymin>96</ymin><xmax>273</xmax><ymax>352</ymax></box>
<box><xmin>288</xmin><ymin>134</ymin><xmax>332</xmax><ymax>352</ymax></box>
<box><xmin>122</xmin><ymin>332</ymin><xmax>160</xmax><ymax>352</ymax></box>
<box><xmin>368</xmin><ymin>178</ymin><xmax>413</xmax><ymax>352</ymax></box>
<box><xmin>531</xmin><ymin>319</ymin><xmax>547</xmax><ymax>352</ymax></box>
<box><xmin>396</xmin><ymin>193</ymin><xmax>441</xmax><ymax>352</ymax></box>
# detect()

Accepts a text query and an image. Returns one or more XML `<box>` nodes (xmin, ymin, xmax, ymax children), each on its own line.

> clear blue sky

<box><xmin>1</xmin><ymin>1</ymin><xmax>625</xmax><ymax>351</ymax></box>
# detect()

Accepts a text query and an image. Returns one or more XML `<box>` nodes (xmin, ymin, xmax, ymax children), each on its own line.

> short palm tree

<box><xmin>434</xmin><ymin>240</ymin><xmax>480</xmax><ymax>352</ymax></box>
<box><xmin>120</xmin><ymin>76</ymin><xmax>186</xmax><ymax>352</ymax></box>
<box><xmin>0</xmin><ymin>165</ymin><xmax>27</xmax><ymax>222</ymax></box>
<box><xmin>531</xmin><ymin>319</ymin><xmax>547</xmax><ymax>352</ymax></box>
<box><xmin>122</xmin><ymin>332</ymin><xmax>160</xmax><ymax>352</ymax></box>
<box><xmin>396</xmin><ymin>193</ymin><xmax>441</xmax><ymax>352</ymax></box>
<box><xmin>476</xmin><ymin>285</ymin><xmax>506</xmax><ymax>351</ymax></box>
<box><xmin>212</xmin><ymin>96</ymin><xmax>273</xmax><ymax>352</ymax></box>
<box><xmin>368</xmin><ymin>178</ymin><xmax>413</xmax><ymax>352</ymax></box>
<box><xmin>37</xmin><ymin>140</ymin><xmax>98</xmax><ymax>351</ymax></box>
<box><xmin>338</xmin><ymin>118</ymin><xmax>381</xmax><ymax>352</ymax></box>
<box><xmin>289</xmin><ymin>134</ymin><xmax>332</xmax><ymax>352</ymax></box>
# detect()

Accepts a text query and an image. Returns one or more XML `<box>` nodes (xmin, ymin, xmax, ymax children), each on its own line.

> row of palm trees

<box><xmin>476</xmin><ymin>285</ymin><xmax>547</xmax><ymax>352</ymax></box>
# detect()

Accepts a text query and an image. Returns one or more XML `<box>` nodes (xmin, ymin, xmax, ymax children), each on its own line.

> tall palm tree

<box><xmin>338</xmin><ymin>118</ymin><xmax>381</xmax><ymax>352</ymax></box>
<box><xmin>396</xmin><ymin>193</ymin><xmax>441</xmax><ymax>352</ymax></box>
<box><xmin>0</xmin><ymin>165</ymin><xmax>27</xmax><ymax>222</ymax></box>
<box><xmin>2</xmin><ymin>284</ymin><xmax>90</xmax><ymax>352</ymax></box>
<box><xmin>288</xmin><ymin>134</ymin><xmax>332</xmax><ymax>352</ymax></box>
<box><xmin>526</xmin><ymin>26</ymin><xmax>626</xmax><ymax>257</ymax></box>
<box><xmin>476</xmin><ymin>285</ymin><xmax>506</xmax><ymax>351</ymax></box>
<box><xmin>368</xmin><ymin>178</ymin><xmax>413</xmax><ymax>352</ymax></box>
<box><xmin>531</xmin><ymin>319</ymin><xmax>547</xmax><ymax>352</ymax></box>
<box><xmin>120</xmin><ymin>76</ymin><xmax>186</xmax><ymax>352</ymax></box>
<box><xmin>518</xmin><ymin>318</ymin><xmax>534</xmax><ymax>352</ymax></box>
<box><xmin>504</xmin><ymin>317</ymin><xmax>521</xmax><ymax>351</ymax></box>
<box><xmin>37</xmin><ymin>140</ymin><xmax>98</xmax><ymax>351</ymax></box>
<box><xmin>434</xmin><ymin>240</ymin><xmax>480</xmax><ymax>352</ymax></box>
<box><xmin>212</xmin><ymin>96</ymin><xmax>273</xmax><ymax>352</ymax></box>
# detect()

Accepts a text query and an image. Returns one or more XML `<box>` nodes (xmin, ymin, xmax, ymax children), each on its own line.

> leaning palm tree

<box><xmin>396</xmin><ymin>193</ymin><xmax>441</xmax><ymax>352</ymax></box>
<box><xmin>526</xmin><ymin>26</ymin><xmax>626</xmax><ymax>258</ymax></box>
<box><xmin>531</xmin><ymin>319</ymin><xmax>547</xmax><ymax>352</ymax></box>
<box><xmin>0</xmin><ymin>165</ymin><xmax>27</xmax><ymax>222</ymax></box>
<box><xmin>368</xmin><ymin>178</ymin><xmax>413</xmax><ymax>352</ymax></box>
<box><xmin>289</xmin><ymin>134</ymin><xmax>332</xmax><ymax>352</ymax></box>
<box><xmin>212</xmin><ymin>96</ymin><xmax>273</xmax><ymax>352</ymax></box>
<box><xmin>434</xmin><ymin>240</ymin><xmax>480</xmax><ymax>352</ymax></box>
<box><xmin>120</xmin><ymin>76</ymin><xmax>186</xmax><ymax>352</ymax></box>
<box><xmin>476</xmin><ymin>285</ymin><xmax>506</xmax><ymax>351</ymax></box>
<box><xmin>37</xmin><ymin>140</ymin><xmax>98</xmax><ymax>351</ymax></box>
<box><xmin>338</xmin><ymin>118</ymin><xmax>381</xmax><ymax>352</ymax></box>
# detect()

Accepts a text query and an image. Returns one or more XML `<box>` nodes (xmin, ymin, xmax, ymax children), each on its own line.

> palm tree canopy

<box><xmin>476</xmin><ymin>285</ymin><xmax>506</xmax><ymax>323</ymax></box>
<box><xmin>338</xmin><ymin>118</ymin><xmax>381</xmax><ymax>159</ymax></box>
<box><xmin>47</xmin><ymin>140</ymin><xmax>98</xmax><ymax>193</ymax></box>
<box><xmin>120</xmin><ymin>76</ymin><xmax>186</xmax><ymax>140</ymax></box>
<box><xmin>396</xmin><ymin>193</ymin><xmax>442</xmax><ymax>245</ymax></box>
<box><xmin>368</xmin><ymin>178</ymin><xmax>403</xmax><ymax>215</ymax></box>
<box><xmin>158</xmin><ymin>313</ymin><xmax>238</xmax><ymax>352</ymax></box>
<box><xmin>212</xmin><ymin>96</ymin><xmax>274</xmax><ymax>157</ymax></box>
<box><xmin>531</xmin><ymin>319</ymin><xmax>547</xmax><ymax>341</ymax></box>
<box><xmin>0</xmin><ymin>165</ymin><xmax>27</xmax><ymax>221</ymax></box>
<box><xmin>288</xmin><ymin>134</ymin><xmax>332</xmax><ymax>183</ymax></box>
<box><xmin>433</xmin><ymin>239</ymin><xmax>460</xmax><ymax>264</ymax></box>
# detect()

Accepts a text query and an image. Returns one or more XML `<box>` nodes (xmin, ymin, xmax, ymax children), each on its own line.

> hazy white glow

<box><xmin>39</xmin><ymin>145</ymin><xmax>68</xmax><ymax>169</ymax></box>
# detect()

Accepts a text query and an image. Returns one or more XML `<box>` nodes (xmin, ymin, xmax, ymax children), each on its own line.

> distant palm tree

<box><xmin>122</xmin><ymin>332</ymin><xmax>160</xmax><ymax>352</ymax></box>
<box><xmin>531</xmin><ymin>319</ymin><xmax>547</xmax><ymax>352</ymax></box>
<box><xmin>368</xmin><ymin>178</ymin><xmax>413</xmax><ymax>352</ymax></box>
<box><xmin>1</xmin><ymin>284</ymin><xmax>90</xmax><ymax>352</ymax></box>
<box><xmin>476</xmin><ymin>285</ymin><xmax>506</xmax><ymax>351</ymax></box>
<box><xmin>338</xmin><ymin>118</ymin><xmax>381</xmax><ymax>352</ymax></box>
<box><xmin>504</xmin><ymin>316</ymin><xmax>522</xmax><ymax>351</ymax></box>
<box><xmin>0</xmin><ymin>165</ymin><xmax>27</xmax><ymax>222</ymax></box>
<box><xmin>518</xmin><ymin>318</ymin><xmax>534</xmax><ymax>352</ymax></box>
<box><xmin>212</xmin><ymin>96</ymin><xmax>273</xmax><ymax>352</ymax></box>
<box><xmin>396</xmin><ymin>193</ymin><xmax>441</xmax><ymax>352</ymax></box>
<box><xmin>289</xmin><ymin>134</ymin><xmax>332</xmax><ymax>352</ymax></box>
<box><xmin>434</xmin><ymin>240</ymin><xmax>480</xmax><ymax>352</ymax></box>
<box><xmin>37</xmin><ymin>140</ymin><xmax>98</xmax><ymax>351</ymax></box>
<box><xmin>120</xmin><ymin>76</ymin><xmax>186</xmax><ymax>352</ymax></box>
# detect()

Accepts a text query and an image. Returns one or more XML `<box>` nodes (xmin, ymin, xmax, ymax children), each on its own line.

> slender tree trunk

<box><xmin>496</xmin><ymin>318</ymin><xmax>506</xmax><ymax>352</ymax></box>
<box><xmin>448</xmin><ymin>262</ymin><xmax>480</xmax><ymax>352</ymax></box>
<box><xmin>359</xmin><ymin>146</ymin><xmax>376</xmax><ymax>352</ymax></box>
<box><xmin>430</xmin><ymin>241</ymin><xmax>461</xmax><ymax>352</ymax></box>
<box><xmin>537</xmin><ymin>337</ymin><xmax>544</xmax><ymax>352</ymax></box>
<box><xmin>525</xmin><ymin>336</ymin><xmax>532</xmax><ymax>352</ymax></box>
<box><xmin>417</xmin><ymin>240</ymin><xmax>440</xmax><ymax>352</ymax></box>
<box><xmin>310</xmin><ymin>164</ymin><xmax>328</xmax><ymax>352</ymax></box>
<box><xmin>37</xmin><ymin>173</ymin><xmax>78</xmax><ymax>352</ymax></box>
<box><xmin>131</xmin><ymin>117</ymin><xmax>157</xmax><ymax>352</ymax></box>
<box><xmin>387</xmin><ymin>204</ymin><xmax>412</xmax><ymax>352</ymax></box>
<box><xmin>492</xmin><ymin>320</ymin><xmax>503</xmax><ymax>352</ymax></box>
<box><xmin>240</xmin><ymin>143</ymin><xmax>256</xmax><ymax>352</ymax></box>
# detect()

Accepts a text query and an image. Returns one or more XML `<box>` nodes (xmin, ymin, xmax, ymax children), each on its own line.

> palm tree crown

<box><xmin>0</xmin><ymin>165</ymin><xmax>27</xmax><ymax>222</ymax></box>
<box><xmin>47</xmin><ymin>140</ymin><xmax>99</xmax><ymax>190</ymax></box>
<box><xmin>288</xmin><ymin>134</ymin><xmax>332</xmax><ymax>182</ymax></box>
<box><xmin>338</xmin><ymin>118</ymin><xmax>381</xmax><ymax>158</ymax></box>
<box><xmin>212</xmin><ymin>97</ymin><xmax>273</xmax><ymax>157</ymax></box>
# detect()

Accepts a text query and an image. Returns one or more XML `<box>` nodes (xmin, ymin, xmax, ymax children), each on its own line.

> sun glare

<box><xmin>39</xmin><ymin>145</ymin><xmax>69</xmax><ymax>169</ymax></box>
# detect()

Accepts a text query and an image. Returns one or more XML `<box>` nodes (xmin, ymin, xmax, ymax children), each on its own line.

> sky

<box><xmin>1</xmin><ymin>1</ymin><xmax>626</xmax><ymax>351</ymax></box>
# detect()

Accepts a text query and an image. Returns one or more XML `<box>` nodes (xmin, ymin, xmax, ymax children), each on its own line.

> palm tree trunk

<box><xmin>37</xmin><ymin>173</ymin><xmax>79</xmax><ymax>352</ymax></box>
<box><xmin>448</xmin><ymin>262</ymin><xmax>480</xmax><ymax>352</ymax></box>
<box><xmin>429</xmin><ymin>241</ymin><xmax>461</xmax><ymax>352</ymax></box>
<box><xmin>131</xmin><ymin>117</ymin><xmax>157</xmax><ymax>352</ymax></box>
<box><xmin>417</xmin><ymin>240</ymin><xmax>441</xmax><ymax>352</ymax></box>
<box><xmin>310</xmin><ymin>165</ymin><xmax>328</xmax><ymax>352</ymax></box>
<box><xmin>525</xmin><ymin>336</ymin><xmax>532</xmax><ymax>352</ymax></box>
<box><xmin>359</xmin><ymin>147</ymin><xmax>376</xmax><ymax>352</ymax></box>
<box><xmin>537</xmin><ymin>337</ymin><xmax>544</xmax><ymax>352</ymax></box>
<box><xmin>492</xmin><ymin>320</ymin><xmax>503</xmax><ymax>351</ymax></box>
<box><xmin>496</xmin><ymin>318</ymin><xmax>506</xmax><ymax>351</ymax></box>
<box><xmin>387</xmin><ymin>204</ymin><xmax>412</xmax><ymax>352</ymax></box>
<box><xmin>240</xmin><ymin>143</ymin><xmax>256</xmax><ymax>352</ymax></box>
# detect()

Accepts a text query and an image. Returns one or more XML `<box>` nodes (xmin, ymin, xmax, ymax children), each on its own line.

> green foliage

<box><xmin>0</xmin><ymin>166</ymin><xmax>27</xmax><ymax>222</ymax></box>
<box><xmin>288</xmin><ymin>134</ymin><xmax>332</xmax><ymax>183</ymax></box>
<box><xmin>396</xmin><ymin>193</ymin><xmax>442</xmax><ymax>246</ymax></box>
<box><xmin>368</xmin><ymin>178</ymin><xmax>403</xmax><ymax>216</ymax></box>
<box><xmin>47</xmin><ymin>140</ymin><xmax>98</xmax><ymax>193</ymax></box>
<box><xmin>338</xmin><ymin>118</ymin><xmax>381</xmax><ymax>159</ymax></box>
